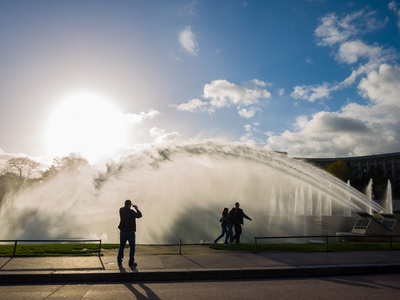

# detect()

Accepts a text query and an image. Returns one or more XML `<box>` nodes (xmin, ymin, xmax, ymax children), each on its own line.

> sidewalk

<box><xmin>1</xmin><ymin>245</ymin><xmax>400</xmax><ymax>284</ymax></box>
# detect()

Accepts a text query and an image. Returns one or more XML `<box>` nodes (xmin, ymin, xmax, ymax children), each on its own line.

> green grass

<box><xmin>1</xmin><ymin>242</ymin><xmax>399</xmax><ymax>257</ymax></box>
<box><xmin>100</xmin><ymin>244</ymin><xmax>120</xmax><ymax>250</ymax></box>
<box><xmin>0</xmin><ymin>243</ymin><xmax>109</xmax><ymax>257</ymax></box>
<box><xmin>210</xmin><ymin>242</ymin><xmax>400</xmax><ymax>252</ymax></box>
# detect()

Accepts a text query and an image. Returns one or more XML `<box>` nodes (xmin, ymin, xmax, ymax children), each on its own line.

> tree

<box><xmin>55</xmin><ymin>152</ymin><xmax>89</xmax><ymax>171</ymax></box>
<box><xmin>41</xmin><ymin>153</ymin><xmax>89</xmax><ymax>179</ymax></box>
<box><xmin>6</xmin><ymin>157</ymin><xmax>40</xmax><ymax>179</ymax></box>
<box><xmin>327</xmin><ymin>160</ymin><xmax>351</xmax><ymax>182</ymax></box>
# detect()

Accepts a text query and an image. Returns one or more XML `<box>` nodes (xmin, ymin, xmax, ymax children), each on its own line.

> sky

<box><xmin>1</xmin><ymin>0</ymin><xmax>400</xmax><ymax>165</ymax></box>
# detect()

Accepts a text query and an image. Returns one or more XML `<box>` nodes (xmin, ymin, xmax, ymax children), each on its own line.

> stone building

<box><xmin>303</xmin><ymin>152</ymin><xmax>400</xmax><ymax>181</ymax></box>
<box><xmin>302</xmin><ymin>152</ymin><xmax>400</xmax><ymax>203</ymax></box>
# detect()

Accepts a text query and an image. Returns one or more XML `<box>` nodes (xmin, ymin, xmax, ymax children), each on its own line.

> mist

<box><xmin>0</xmin><ymin>142</ymin><xmax>386</xmax><ymax>244</ymax></box>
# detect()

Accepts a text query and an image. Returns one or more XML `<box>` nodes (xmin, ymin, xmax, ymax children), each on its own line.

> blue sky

<box><xmin>1</xmin><ymin>0</ymin><xmax>400</xmax><ymax>164</ymax></box>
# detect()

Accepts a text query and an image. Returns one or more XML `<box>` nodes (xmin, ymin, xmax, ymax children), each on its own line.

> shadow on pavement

<box><xmin>0</xmin><ymin>257</ymin><xmax>13</xmax><ymax>270</ymax></box>
<box><xmin>124</xmin><ymin>283</ymin><xmax>161</xmax><ymax>300</ymax></box>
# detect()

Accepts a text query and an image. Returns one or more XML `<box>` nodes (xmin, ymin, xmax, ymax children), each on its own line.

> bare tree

<box><xmin>53</xmin><ymin>152</ymin><xmax>89</xmax><ymax>171</ymax></box>
<box><xmin>41</xmin><ymin>153</ymin><xmax>89</xmax><ymax>180</ymax></box>
<box><xmin>6</xmin><ymin>157</ymin><xmax>40</xmax><ymax>179</ymax></box>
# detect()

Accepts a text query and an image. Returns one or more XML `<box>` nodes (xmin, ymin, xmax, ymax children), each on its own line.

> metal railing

<box><xmin>0</xmin><ymin>239</ymin><xmax>102</xmax><ymax>257</ymax></box>
<box><xmin>254</xmin><ymin>235</ymin><xmax>400</xmax><ymax>252</ymax></box>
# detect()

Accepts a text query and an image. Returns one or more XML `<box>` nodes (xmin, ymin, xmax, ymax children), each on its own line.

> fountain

<box><xmin>365</xmin><ymin>179</ymin><xmax>374</xmax><ymax>215</ymax></box>
<box><xmin>337</xmin><ymin>179</ymin><xmax>399</xmax><ymax>241</ymax></box>
<box><xmin>386</xmin><ymin>180</ymin><xmax>393</xmax><ymax>214</ymax></box>
<box><xmin>0</xmin><ymin>142</ymin><xmax>390</xmax><ymax>244</ymax></box>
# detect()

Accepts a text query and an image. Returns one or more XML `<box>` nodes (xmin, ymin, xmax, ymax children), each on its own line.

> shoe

<box><xmin>129</xmin><ymin>262</ymin><xmax>138</xmax><ymax>267</ymax></box>
<box><xmin>223</xmin><ymin>243</ymin><xmax>229</xmax><ymax>247</ymax></box>
<box><xmin>214</xmin><ymin>240</ymin><xmax>217</xmax><ymax>245</ymax></box>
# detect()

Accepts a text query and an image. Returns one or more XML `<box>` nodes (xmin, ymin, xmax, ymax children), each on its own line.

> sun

<box><xmin>45</xmin><ymin>91</ymin><xmax>128</xmax><ymax>163</ymax></box>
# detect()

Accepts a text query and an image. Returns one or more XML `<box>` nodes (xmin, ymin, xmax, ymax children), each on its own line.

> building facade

<box><xmin>302</xmin><ymin>152</ymin><xmax>400</xmax><ymax>202</ymax></box>
<box><xmin>303</xmin><ymin>152</ymin><xmax>400</xmax><ymax>183</ymax></box>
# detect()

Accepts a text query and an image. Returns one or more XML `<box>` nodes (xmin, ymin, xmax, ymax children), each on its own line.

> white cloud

<box><xmin>149</xmin><ymin>127</ymin><xmax>181</xmax><ymax>144</ymax></box>
<box><xmin>175</xmin><ymin>79</ymin><xmax>271</xmax><ymax>119</ymax></box>
<box><xmin>293</xmin><ymin>9</ymin><xmax>395</xmax><ymax>102</ymax></box>
<box><xmin>358</xmin><ymin>64</ymin><xmax>400</xmax><ymax>106</ymax></box>
<box><xmin>389</xmin><ymin>1</ymin><xmax>400</xmax><ymax>32</ymax></box>
<box><xmin>315</xmin><ymin>10</ymin><xmax>385</xmax><ymax>47</ymax></box>
<box><xmin>275</xmin><ymin>7</ymin><xmax>400</xmax><ymax>157</ymax></box>
<box><xmin>179</xmin><ymin>26</ymin><xmax>199</xmax><ymax>56</ymax></box>
<box><xmin>278</xmin><ymin>88</ymin><xmax>285</xmax><ymax>96</ymax></box>
<box><xmin>337</xmin><ymin>40</ymin><xmax>383</xmax><ymax>64</ymax></box>
<box><xmin>315</xmin><ymin>12</ymin><xmax>356</xmax><ymax>47</ymax></box>
<box><xmin>291</xmin><ymin>82</ymin><xmax>331</xmax><ymax>102</ymax></box>
<box><xmin>245</xmin><ymin>79</ymin><xmax>268</xmax><ymax>87</ymax></box>
<box><xmin>238</xmin><ymin>107</ymin><xmax>260</xmax><ymax>119</ymax></box>
<box><xmin>176</xmin><ymin>99</ymin><xmax>208</xmax><ymax>112</ymax></box>
<box><xmin>124</xmin><ymin>109</ymin><xmax>160</xmax><ymax>124</ymax></box>
<box><xmin>204</xmin><ymin>79</ymin><xmax>271</xmax><ymax>107</ymax></box>
<box><xmin>268</xmin><ymin>63</ymin><xmax>400</xmax><ymax>157</ymax></box>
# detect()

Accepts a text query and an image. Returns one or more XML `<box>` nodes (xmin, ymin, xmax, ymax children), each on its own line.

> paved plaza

<box><xmin>1</xmin><ymin>245</ymin><xmax>400</xmax><ymax>284</ymax></box>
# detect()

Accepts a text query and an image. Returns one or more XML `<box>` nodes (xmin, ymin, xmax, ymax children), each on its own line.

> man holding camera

<box><xmin>117</xmin><ymin>199</ymin><xmax>142</xmax><ymax>267</ymax></box>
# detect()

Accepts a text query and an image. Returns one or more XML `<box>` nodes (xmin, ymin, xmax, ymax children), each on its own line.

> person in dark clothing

<box><xmin>226</xmin><ymin>207</ymin><xmax>236</xmax><ymax>246</ymax></box>
<box><xmin>232</xmin><ymin>202</ymin><xmax>252</xmax><ymax>244</ymax></box>
<box><xmin>117</xmin><ymin>199</ymin><xmax>142</xmax><ymax>267</ymax></box>
<box><xmin>214</xmin><ymin>207</ymin><xmax>229</xmax><ymax>245</ymax></box>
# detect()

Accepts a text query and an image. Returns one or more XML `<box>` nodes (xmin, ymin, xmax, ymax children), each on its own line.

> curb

<box><xmin>1</xmin><ymin>264</ymin><xmax>400</xmax><ymax>284</ymax></box>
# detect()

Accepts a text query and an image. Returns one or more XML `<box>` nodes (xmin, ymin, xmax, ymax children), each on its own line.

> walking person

<box><xmin>225</xmin><ymin>207</ymin><xmax>236</xmax><ymax>246</ymax></box>
<box><xmin>117</xmin><ymin>199</ymin><xmax>142</xmax><ymax>267</ymax></box>
<box><xmin>232</xmin><ymin>202</ymin><xmax>252</xmax><ymax>244</ymax></box>
<box><xmin>214</xmin><ymin>207</ymin><xmax>229</xmax><ymax>244</ymax></box>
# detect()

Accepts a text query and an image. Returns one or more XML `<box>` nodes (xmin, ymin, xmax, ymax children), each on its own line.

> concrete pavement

<box><xmin>1</xmin><ymin>245</ymin><xmax>400</xmax><ymax>284</ymax></box>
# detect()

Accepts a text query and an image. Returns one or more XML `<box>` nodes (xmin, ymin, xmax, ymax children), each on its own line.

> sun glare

<box><xmin>45</xmin><ymin>91</ymin><xmax>128</xmax><ymax>163</ymax></box>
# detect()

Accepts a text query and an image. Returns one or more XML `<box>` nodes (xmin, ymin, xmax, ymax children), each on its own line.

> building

<box><xmin>302</xmin><ymin>152</ymin><xmax>400</xmax><ymax>201</ymax></box>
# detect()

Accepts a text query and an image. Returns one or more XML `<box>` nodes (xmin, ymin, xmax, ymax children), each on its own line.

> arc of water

<box><xmin>174</xmin><ymin>143</ymin><xmax>389</xmax><ymax>215</ymax></box>
<box><xmin>345</xmin><ymin>181</ymin><xmax>352</xmax><ymax>217</ymax></box>
<box><xmin>366</xmin><ymin>179</ymin><xmax>373</xmax><ymax>215</ymax></box>
<box><xmin>278</xmin><ymin>185</ymin><xmax>284</xmax><ymax>215</ymax></box>
<box><xmin>263</xmin><ymin>151</ymin><xmax>388</xmax><ymax>214</ymax></box>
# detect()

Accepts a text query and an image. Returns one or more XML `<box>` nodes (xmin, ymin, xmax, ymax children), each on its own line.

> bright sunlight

<box><xmin>45</xmin><ymin>91</ymin><xmax>128</xmax><ymax>163</ymax></box>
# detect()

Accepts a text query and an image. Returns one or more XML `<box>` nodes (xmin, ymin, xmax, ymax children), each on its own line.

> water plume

<box><xmin>385</xmin><ymin>180</ymin><xmax>393</xmax><ymax>214</ymax></box>
<box><xmin>0</xmin><ymin>142</ymin><xmax>388</xmax><ymax>244</ymax></box>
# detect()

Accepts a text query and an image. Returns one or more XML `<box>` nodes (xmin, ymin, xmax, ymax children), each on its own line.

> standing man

<box><xmin>117</xmin><ymin>199</ymin><xmax>142</xmax><ymax>267</ymax></box>
<box><xmin>232</xmin><ymin>202</ymin><xmax>252</xmax><ymax>244</ymax></box>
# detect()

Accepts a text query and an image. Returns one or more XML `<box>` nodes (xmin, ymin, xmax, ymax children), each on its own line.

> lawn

<box><xmin>0</xmin><ymin>242</ymin><xmax>399</xmax><ymax>257</ymax></box>
<box><xmin>210</xmin><ymin>241</ymin><xmax>400</xmax><ymax>252</ymax></box>
<box><xmin>0</xmin><ymin>243</ymin><xmax>119</xmax><ymax>257</ymax></box>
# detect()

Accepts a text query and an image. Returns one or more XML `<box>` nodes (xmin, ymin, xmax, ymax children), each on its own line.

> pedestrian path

<box><xmin>1</xmin><ymin>245</ymin><xmax>400</xmax><ymax>284</ymax></box>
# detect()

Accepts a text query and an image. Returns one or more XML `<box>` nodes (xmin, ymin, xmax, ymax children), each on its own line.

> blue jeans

<box><xmin>225</xmin><ymin>224</ymin><xmax>233</xmax><ymax>244</ymax></box>
<box><xmin>117</xmin><ymin>231</ymin><xmax>136</xmax><ymax>264</ymax></box>
<box><xmin>214</xmin><ymin>225</ymin><xmax>227</xmax><ymax>243</ymax></box>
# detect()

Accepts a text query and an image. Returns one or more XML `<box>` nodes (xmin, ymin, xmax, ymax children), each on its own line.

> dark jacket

<box><xmin>227</xmin><ymin>209</ymin><xmax>235</xmax><ymax>226</ymax></box>
<box><xmin>219</xmin><ymin>212</ymin><xmax>228</xmax><ymax>227</ymax></box>
<box><xmin>234</xmin><ymin>208</ymin><xmax>251</xmax><ymax>225</ymax></box>
<box><xmin>118</xmin><ymin>206</ymin><xmax>142</xmax><ymax>232</ymax></box>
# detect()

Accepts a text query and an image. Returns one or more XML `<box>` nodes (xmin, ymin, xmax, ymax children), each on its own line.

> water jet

<box><xmin>0</xmin><ymin>142</ymin><xmax>390</xmax><ymax>244</ymax></box>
